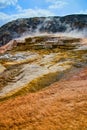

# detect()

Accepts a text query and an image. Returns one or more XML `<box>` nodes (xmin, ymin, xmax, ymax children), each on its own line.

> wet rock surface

<box><xmin>0</xmin><ymin>34</ymin><xmax>87</xmax><ymax>130</ymax></box>
<box><xmin>0</xmin><ymin>35</ymin><xmax>87</xmax><ymax>99</ymax></box>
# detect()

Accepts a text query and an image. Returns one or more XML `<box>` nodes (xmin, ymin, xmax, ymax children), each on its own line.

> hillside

<box><xmin>0</xmin><ymin>15</ymin><xmax>87</xmax><ymax>130</ymax></box>
<box><xmin>0</xmin><ymin>14</ymin><xmax>87</xmax><ymax>46</ymax></box>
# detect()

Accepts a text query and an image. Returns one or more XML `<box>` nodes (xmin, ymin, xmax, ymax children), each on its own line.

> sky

<box><xmin>0</xmin><ymin>0</ymin><xmax>87</xmax><ymax>26</ymax></box>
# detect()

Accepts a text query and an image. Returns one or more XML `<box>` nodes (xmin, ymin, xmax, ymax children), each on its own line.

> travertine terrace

<box><xmin>0</xmin><ymin>34</ymin><xmax>87</xmax><ymax>130</ymax></box>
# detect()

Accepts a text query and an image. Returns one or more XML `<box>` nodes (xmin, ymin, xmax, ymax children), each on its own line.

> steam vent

<box><xmin>0</xmin><ymin>14</ymin><xmax>87</xmax><ymax>130</ymax></box>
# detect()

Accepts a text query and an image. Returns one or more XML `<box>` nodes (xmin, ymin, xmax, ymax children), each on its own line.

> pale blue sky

<box><xmin>0</xmin><ymin>0</ymin><xmax>87</xmax><ymax>26</ymax></box>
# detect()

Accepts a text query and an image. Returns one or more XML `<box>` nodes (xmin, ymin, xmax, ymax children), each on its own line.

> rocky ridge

<box><xmin>0</xmin><ymin>14</ymin><xmax>87</xmax><ymax>46</ymax></box>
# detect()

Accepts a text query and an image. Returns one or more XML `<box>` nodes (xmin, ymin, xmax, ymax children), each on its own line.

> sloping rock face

<box><xmin>0</xmin><ymin>34</ymin><xmax>87</xmax><ymax>129</ymax></box>
<box><xmin>0</xmin><ymin>35</ymin><xmax>86</xmax><ymax>99</ymax></box>
<box><xmin>0</xmin><ymin>60</ymin><xmax>87</xmax><ymax>130</ymax></box>
<box><xmin>0</xmin><ymin>14</ymin><xmax>87</xmax><ymax>46</ymax></box>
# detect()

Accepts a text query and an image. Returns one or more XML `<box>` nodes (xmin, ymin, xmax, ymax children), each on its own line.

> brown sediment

<box><xmin>0</xmin><ymin>67</ymin><xmax>87</xmax><ymax>130</ymax></box>
<box><xmin>0</xmin><ymin>35</ymin><xmax>87</xmax><ymax>130</ymax></box>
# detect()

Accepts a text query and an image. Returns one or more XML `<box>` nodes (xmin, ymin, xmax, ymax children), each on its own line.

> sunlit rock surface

<box><xmin>0</xmin><ymin>34</ymin><xmax>87</xmax><ymax>130</ymax></box>
<box><xmin>0</xmin><ymin>35</ymin><xmax>82</xmax><ymax>98</ymax></box>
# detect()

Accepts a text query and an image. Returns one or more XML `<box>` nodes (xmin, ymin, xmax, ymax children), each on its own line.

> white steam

<box><xmin>12</xmin><ymin>17</ymin><xmax>87</xmax><ymax>42</ymax></box>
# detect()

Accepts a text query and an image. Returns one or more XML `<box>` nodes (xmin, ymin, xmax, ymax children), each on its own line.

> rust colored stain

<box><xmin>0</xmin><ymin>67</ymin><xmax>87</xmax><ymax>130</ymax></box>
